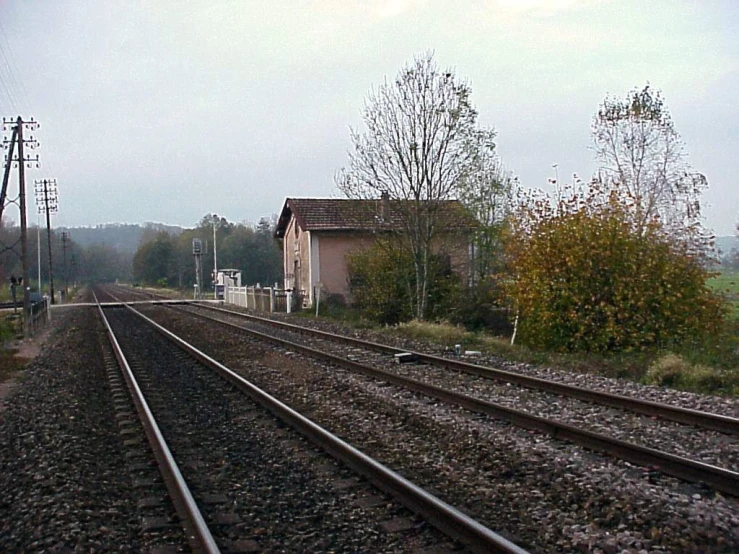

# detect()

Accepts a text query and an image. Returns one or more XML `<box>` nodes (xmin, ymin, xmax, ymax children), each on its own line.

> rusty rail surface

<box><xmin>178</xmin><ymin>304</ymin><xmax>739</xmax><ymax>497</ymax></box>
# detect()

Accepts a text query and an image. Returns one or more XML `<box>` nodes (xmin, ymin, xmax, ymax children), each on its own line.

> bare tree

<box><xmin>592</xmin><ymin>85</ymin><xmax>707</xmax><ymax>241</ymax></box>
<box><xmin>336</xmin><ymin>52</ymin><xmax>480</xmax><ymax>319</ymax></box>
<box><xmin>457</xmin><ymin>128</ymin><xmax>517</xmax><ymax>282</ymax></box>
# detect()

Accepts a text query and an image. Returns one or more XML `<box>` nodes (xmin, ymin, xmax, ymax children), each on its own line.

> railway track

<box><xmin>86</xmin><ymin>285</ymin><xmax>739</xmax><ymax>550</ymax></box>
<box><xmin>189</xmin><ymin>303</ymin><xmax>739</xmax><ymax>435</ymax></box>
<box><xmin>96</xmin><ymin>294</ymin><xmax>528</xmax><ymax>553</ymax></box>
<box><xmin>95</xmin><ymin>286</ymin><xmax>739</xmax><ymax>495</ymax></box>
<box><xmin>145</xmin><ymin>300</ymin><xmax>739</xmax><ymax>497</ymax></box>
<box><xmin>100</xmin><ymin>287</ymin><xmax>739</xmax><ymax>430</ymax></box>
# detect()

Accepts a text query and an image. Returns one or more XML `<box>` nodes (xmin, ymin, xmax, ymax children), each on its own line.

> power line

<box><xmin>0</xmin><ymin>18</ymin><xmax>32</xmax><ymax>115</ymax></box>
<box><xmin>0</xmin><ymin>68</ymin><xmax>20</xmax><ymax>114</ymax></box>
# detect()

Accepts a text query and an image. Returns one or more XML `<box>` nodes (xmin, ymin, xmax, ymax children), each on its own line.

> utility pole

<box><xmin>213</xmin><ymin>220</ymin><xmax>218</xmax><ymax>297</ymax></box>
<box><xmin>193</xmin><ymin>238</ymin><xmax>203</xmax><ymax>299</ymax></box>
<box><xmin>0</xmin><ymin>125</ymin><xmax>18</xmax><ymax>225</ymax></box>
<box><xmin>61</xmin><ymin>231</ymin><xmax>69</xmax><ymax>298</ymax></box>
<box><xmin>35</xmin><ymin>178</ymin><xmax>57</xmax><ymax>304</ymax></box>
<box><xmin>37</xmin><ymin>212</ymin><xmax>41</xmax><ymax>292</ymax></box>
<box><xmin>2</xmin><ymin>116</ymin><xmax>40</xmax><ymax>335</ymax></box>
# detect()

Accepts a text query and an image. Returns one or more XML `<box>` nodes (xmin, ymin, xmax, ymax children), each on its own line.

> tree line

<box><xmin>0</xmin><ymin>220</ymin><xmax>132</xmax><ymax>293</ymax></box>
<box><xmin>336</xmin><ymin>52</ymin><xmax>732</xmax><ymax>358</ymax></box>
<box><xmin>132</xmin><ymin>215</ymin><xmax>282</xmax><ymax>290</ymax></box>
<box><xmin>1</xmin><ymin>216</ymin><xmax>282</xmax><ymax>296</ymax></box>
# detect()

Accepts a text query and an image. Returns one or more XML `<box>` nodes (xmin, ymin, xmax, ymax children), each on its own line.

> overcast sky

<box><xmin>1</xmin><ymin>0</ymin><xmax>736</xmax><ymax>235</ymax></box>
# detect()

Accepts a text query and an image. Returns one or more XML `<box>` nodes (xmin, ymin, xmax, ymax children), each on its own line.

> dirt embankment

<box><xmin>0</xmin><ymin>324</ymin><xmax>56</xmax><ymax>412</ymax></box>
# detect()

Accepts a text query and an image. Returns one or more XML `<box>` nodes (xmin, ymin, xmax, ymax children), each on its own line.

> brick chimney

<box><xmin>379</xmin><ymin>191</ymin><xmax>390</xmax><ymax>222</ymax></box>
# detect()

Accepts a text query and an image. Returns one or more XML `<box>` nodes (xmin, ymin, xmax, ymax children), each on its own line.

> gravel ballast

<box><xmin>3</xmin><ymin>295</ymin><xmax>736</xmax><ymax>553</ymax></box>
<box><xmin>179</xmin><ymin>305</ymin><xmax>738</xmax><ymax>471</ymax></box>
<box><xmin>146</xmin><ymin>304</ymin><xmax>739</xmax><ymax>553</ymax></box>
<box><xmin>0</xmin><ymin>307</ymin><xmax>145</xmax><ymax>552</ymax></box>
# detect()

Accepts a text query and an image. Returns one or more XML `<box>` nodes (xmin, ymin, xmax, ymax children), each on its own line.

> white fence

<box><xmin>224</xmin><ymin>285</ymin><xmax>296</xmax><ymax>313</ymax></box>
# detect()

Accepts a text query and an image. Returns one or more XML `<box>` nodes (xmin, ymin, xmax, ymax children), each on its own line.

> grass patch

<box><xmin>644</xmin><ymin>353</ymin><xmax>738</xmax><ymax>395</ymax></box>
<box><xmin>0</xmin><ymin>315</ymin><xmax>25</xmax><ymax>383</ymax></box>
<box><xmin>390</xmin><ymin>320</ymin><xmax>475</xmax><ymax>347</ymax></box>
<box><xmin>0</xmin><ymin>348</ymin><xmax>27</xmax><ymax>383</ymax></box>
<box><xmin>297</xmin><ymin>300</ymin><xmax>379</xmax><ymax>329</ymax></box>
<box><xmin>708</xmin><ymin>270</ymin><xmax>739</xmax><ymax>321</ymax></box>
<box><xmin>708</xmin><ymin>270</ymin><xmax>739</xmax><ymax>293</ymax></box>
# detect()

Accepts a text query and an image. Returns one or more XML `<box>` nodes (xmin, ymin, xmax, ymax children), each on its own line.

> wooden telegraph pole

<box><xmin>35</xmin><ymin>178</ymin><xmax>58</xmax><ymax>304</ymax></box>
<box><xmin>1</xmin><ymin>116</ymin><xmax>40</xmax><ymax>335</ymax></box>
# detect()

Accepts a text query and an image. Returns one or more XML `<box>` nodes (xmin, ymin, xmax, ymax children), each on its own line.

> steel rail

<box><xmin>178</xmin><ymin>305</ymin><xmax>739</xmax><ymax>497</ymax></box>
<box><xmin>121</xmin><ymin>301</ymin><xmax>530</xmax><ymax>554</ymax></box>
<box><xmin>189</xmin><ymin>303</ymin><xmax>739</xmax><ymax>436</ymax></box>
<box><xmin>95</xmin><ymin>298</ymin><xmax>221</xmax><ymax>554</ymax></box>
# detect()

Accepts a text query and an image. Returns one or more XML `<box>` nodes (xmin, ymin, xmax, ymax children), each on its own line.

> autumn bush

<box><xmin>504</xmin><ymin>182</ymin><xmax>727</xmax><ymax>354</ymax></box>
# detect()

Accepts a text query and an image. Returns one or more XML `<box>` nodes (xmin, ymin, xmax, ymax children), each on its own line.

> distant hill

<box><xmin>59</xmin><ymin>222</ymin><xmax>185</xmax><ymax>253</ymax></box>
<box><xmin>716</xmin><ymin>236</ymin><xmax>738</xmax><ymax>260</ymax></box>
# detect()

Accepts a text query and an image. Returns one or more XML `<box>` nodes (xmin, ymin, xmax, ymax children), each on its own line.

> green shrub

<box><xmin>347</xmin><ymin>240</ymin><xmax>461</xmax><ymax>325</ymax></box>
<box><xmin>0</xmin><ymin>316</ymin><xmax>16</xmax><ymax>342</ymax></box>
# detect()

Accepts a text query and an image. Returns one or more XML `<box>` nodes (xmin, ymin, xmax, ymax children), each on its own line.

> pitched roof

<box><xmin>274</xmin><ymin>197</ymin><xmax>476</xmax><ymax>239</ymax></box>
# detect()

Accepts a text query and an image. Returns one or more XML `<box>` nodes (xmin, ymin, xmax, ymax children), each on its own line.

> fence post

<box><xmin>286</xmin><ymin>290</ymin><xmax>292</xmax><ymax>314</ymax></box>
<box><xmin>269</xmin><ymin>287</ymin><xmax>274</xmax><ymax>312</ymax></box>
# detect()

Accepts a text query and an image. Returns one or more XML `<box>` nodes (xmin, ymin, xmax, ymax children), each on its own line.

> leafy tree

<box><xmin>132</xmin><ymin>231</ymin><xmax>174</xmax><ymax>286</ymax></box>
<box><xmin>249</xmin><ymin>217</ymin><xmax>282</xmax><ymax>284</ymax></box>
<box><xmin>592</xmin><ymin>85</ymin><xmax>707</xmax><ymax>244</ymax></box>
<box><xmin>131</xmin><ymin>215</ymin><xmax>282</xmax><ymax>290</ymax></box>
<box><xmin>504</xmin><ymin>180</ymin><xmax>726</xmax><ymax>353</ymax></box>
<box><xmin>0</xmin><ymin>221</ymin><xmax>117</xmax><ymax>291</ymax></box>
<box><xmin>336</xmin><ymin>52</ymin><xmax>486</xmax><ymax>320</ymax></box>
<box><xmin>219</xmin><ymin>223</ymin><xmax>278</xmax><ymax>285</ymax></box>
<box><xmin>347</xmin><ymin>241</ymin><xmax>413</xmax><ymax>325</ymax></box>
